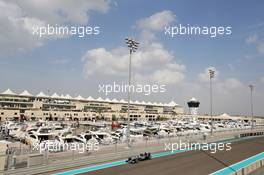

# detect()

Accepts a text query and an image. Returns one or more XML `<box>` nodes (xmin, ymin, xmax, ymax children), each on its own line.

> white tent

<box><xmin>120</xmin><ymin>99</ymin><xmax>127</xmax><ymax>103</ymax></box>
<box><xmin>51</xmin><ymin>93</ymin><xmax>60</xmax><ymax>98</ymax></box>
<box><xmin>96</xmin><ymin>97</ymin><xmax>104</xmax><ymax>101</ymax></box>
<box><xmin>111</xmin><ymin>98</ymin><xmax>119</xmax><ymax>103</ymax></box>
<box><xmin>153</xmin><ymin>102</ymin><xmax>158</xmax><ymax>106</ymax></box>
<box><xmin>104</xmin><ymin>98</ymin><xmax>111</xmax><ymax>102</ymax></box>
<box><xmin>134</xmin><ymin>100</ymin><xmax>140</xmax><ymax>104</ymax></box>
<box><xmin>75</xmin><ymin>95</ymin><xmax>84</xmax><ymax>100</ymax></box>
<box><xmin>36</xmin><ymin>91</ymin><xmax>48</xmax><ymax>98</ymax></box>
<box><xmin>141</xmin><ymin>101</ymin><xmax>146</xmax><ymax>105</ymax></box>
<box><xmin>19</xmin><ymin>90</ymin><xmax>32</xmax><ymax>96</ymax></box>
<box><xmin>2</xmin><ymin>89</ymin><xmax>16</xmax><ymax>95</ymax></box>
<box><xmin>158</xmin><ymin>102</ymin><xmax>163</xmax><ymax>106</ymax></box>
<box><xmin>60</xmin><ymin>94</ymin><xmax>65</xmax><ymax>99</ymax></box>
<box><xmin>87</xmin><ymin>96</ymin><xmax>94</xmax><ymax>101</ymax></box>
<box><xmin>65</xmin><ymin>94</ymin><xmax>73</xmax><ymax>99</ymax></box>
<box><xmin>167</xmin><ymin>101</ymin><xmax>178</xmax><ymax>107</ymax></box>
<box><xmin>218</xmin><ymin>113</ymin><xmax>233</xmax><ymax>120</ymax></box>
<box><xmin>147</xmin><ymin>102</ymin><xmax>152</xmax><ymax>105</ymax></box>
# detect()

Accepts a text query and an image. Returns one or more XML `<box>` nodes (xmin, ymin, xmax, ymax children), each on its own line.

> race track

<box><xmin>80</xmin><ymin>137</ymin><xmax>264</xmax><ymax>175</ymax></box>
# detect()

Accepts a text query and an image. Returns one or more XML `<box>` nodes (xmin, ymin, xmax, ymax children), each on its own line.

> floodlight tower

<box><xmin>125</xmin><ymin>37</ymin><xmax>139</xmax><ymax>147</ymax></box>
<box><xmin>209</xmin><ymin>69</ymin><xmax>215</xmax><ymax>135</ymax></box>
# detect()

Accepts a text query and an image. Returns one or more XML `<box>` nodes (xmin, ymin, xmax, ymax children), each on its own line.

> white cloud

<box><xmin>82</xmin><ymin>10</ymin><xmax>184</xmax><ymax>85</ymax></box>
<box><xmin>136</xmin><ymin>10</ymin><xmax>176</xmax><ymax>41</ymax></box>
<box><xmin>198</xmin><ymin>66</ymin><xmax>219</xmax><ymax>82</ymax></box>
<box><xmin>82</xmin><ymin>41</ymin><xmax>185</xmax><ymax>85</ymax></box>
<box><xmin>9</xmin><ymin>0</ymin><xmax>109</xmax><ymax>25</ymax></box>
<box><xmin>136</xmin><ymin>10</ymin><xmax>176</xmax><ymax>31</ymax></box>
<box><xmin>135</xmin><ymin>68</ymin><xmax>185</xmax><ymax>85</ymax></box>
<box><xmin>0</xmin><ymin>0</ymin><xmax>110</xmax><ymax>53</ymax></box>
<box><xmin>246</xmin><ymin>35</ymin><xmax>264</xmax><ymax>55</ymax></box>
<box><xmin>221</xmin><ymin>78</ymin><xmax>243</xmax><ymax>90</ymax></box>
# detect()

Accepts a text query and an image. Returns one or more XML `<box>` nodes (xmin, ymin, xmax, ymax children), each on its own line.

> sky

<box><xmin>0</xmin><ymin>0</ymin><xmax>264</xmax><ymax>116</ymax></box>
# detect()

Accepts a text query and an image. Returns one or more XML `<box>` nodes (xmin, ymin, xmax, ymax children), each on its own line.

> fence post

<box><xmin>242</xmin><ymin>167</ymin><xmax>245</xmax><ymax>175</ymax></box>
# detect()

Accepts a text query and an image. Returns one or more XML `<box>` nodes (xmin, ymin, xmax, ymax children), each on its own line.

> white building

<box><xmin>0</xmin><ymin>89</ymin><xmax>184</xmax><ymax>121</ymax></box>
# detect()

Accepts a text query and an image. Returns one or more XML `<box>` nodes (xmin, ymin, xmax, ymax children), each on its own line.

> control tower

<box><xmin>187</xmin><ymin>97</ymin><xmax>200</xmax><ymax>115</ymax></box>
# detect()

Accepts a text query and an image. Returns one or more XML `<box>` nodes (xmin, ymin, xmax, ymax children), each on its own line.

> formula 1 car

<box><xmin>126</xmin><ymin>152</ymin><xmax>152</xmax><ymax>164</ymax></box>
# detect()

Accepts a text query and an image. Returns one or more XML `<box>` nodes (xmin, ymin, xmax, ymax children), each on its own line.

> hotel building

<box><xmin>0</xmin><ymin>89</ymin><xmax>184</xmax><ymax>121</ymax></box>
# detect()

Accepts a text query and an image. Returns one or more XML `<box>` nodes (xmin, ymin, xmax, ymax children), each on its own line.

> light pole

<box><xmin>209</xmin><ymin>69</ymin><xmax>215</xmax><ymax>135</ymax></box>
<box><xmin>125</xmin><ymin>37</ymin><xmax>139</xmax><ymax>147</ymax></box>
<box><xmin>249</xmin><ymin>84</ymin><xmax>254</xmax><ymax>129</ymax></box>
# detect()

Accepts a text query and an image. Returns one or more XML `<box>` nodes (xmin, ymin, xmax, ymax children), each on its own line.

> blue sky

<box><xmin>0</xmin><ymin>0</ymin><xmax>264</xmax><ymax>115</ymax></box>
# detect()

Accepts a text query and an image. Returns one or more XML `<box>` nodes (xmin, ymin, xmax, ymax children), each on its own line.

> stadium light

<box><xmin>209</xmin><ymin>69</ymin><xmax>215</xmax><ymax>135</ymax></box>
<box><xmin>125</xmin><ymin>37</ymin><xmax>139</xmax><ymax>147</ymax></box>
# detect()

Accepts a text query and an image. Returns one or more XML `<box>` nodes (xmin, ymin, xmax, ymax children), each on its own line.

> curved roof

<box><xmin>189</xmin><ymin>97</ymin><xmax>198</xmax><ymax>102</ymax></box>
<box><xmin>19</xmin><ymin>90</ymin><xmax>32</xmax><ymax>96</ymax></box>
<box><xmin>2</xmin><ymin>89</ymin><xmax>16</xmax><ymax>95</ymax></box>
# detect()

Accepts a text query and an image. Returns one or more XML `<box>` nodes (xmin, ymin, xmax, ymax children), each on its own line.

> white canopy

<box><xmin>96</xmin><ymin>97</ymin><xmax>104</xmax><ymax>101</ymax></box>
<box><xmin>147</xmin><ymin>102</ymin><xmax>152</xmax><ymax>105</ymax></box>
<box><xmin>87</xmin><ymin>96</ymin><xmax>94</xmax><ymax>101</ymax></box>
<box><xmin>134</xmin><ymin>100</ymin><xmax>140</xmax><ymax>104</ymax></box>
<box><xmin>219</xmin><ymin>113</ymin><xmax>233</xmax><ymax>119</ymax></box>
<box><xmin>65</xmin><ymin>94</ymin><xmax>73</xmax><ymax>99</ymax></box>
<box><xmin>60</xmin><ymin>94</ymin><xmax>65</xmax><ymax>99</ymax></box>
<box><xmin>111</xmin><ymin>98</ymin><xmax>119</xmax><ymax>103</ymax></box>
<box><xmin>36</xmin><ymin>91</ymin><xmax>48</xmax><ymax>98</ymax></box>
<box><xmin>51</xmin><ymin>93</ymin><xmax>60</xmax><ymax>98</ymax></box>
<box><xmin>104</xmin><ymin>98</ymin><xmax>111</xmax><ymax>102</ymax></box>
<box><xmin>2</xmin><ymin>89</ymin><xmax>16</xmax><ymax>95</ymax></box>
<box><xmin>158</xmin><ymin>102</ymin><xmax>163</xmax><ymax>106</ymax></box>
<box><xmin>153</xmin><ymin>102</ymin><xmax>158</xmax><ymax>106</ymax></box>
<box><xmin>120</xmin><ymin>99</ymin><xmax>127</xmax><ymax>103</ymax></box>
<box><xmin>141</xmin><ymin>101</ymin><xmax>146</xmax><ymax>105</ymax></box>
<box><xmin>75</xmin><ymin>95</ymin><xmax>84</xmax><ymax>100</ymax></box>
<box><xmin>167</xmin><ymin>101</ymin><xmax>178</xmax><ymax>107</ymax></box>
<box><xmin>20</xmin><ymin>90</ymin><xmax>32</xmax><ymax>96</ymax></box>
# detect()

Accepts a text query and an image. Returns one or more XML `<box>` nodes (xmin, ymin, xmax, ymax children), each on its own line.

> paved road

<box><xmin>80</xmin><ymin>137</ymin><xmax>264</xmax><ymax>175</ymax></box>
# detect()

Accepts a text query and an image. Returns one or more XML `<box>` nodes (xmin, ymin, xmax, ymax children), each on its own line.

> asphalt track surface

<box><xmin>80</xmin><ymin>137</ymin><xmax>264</xmax><ymax>175</ymax></box>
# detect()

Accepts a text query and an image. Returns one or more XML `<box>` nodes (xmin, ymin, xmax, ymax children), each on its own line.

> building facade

<box><xmin>0</xmin><ymin>89</ymin><xmax>184</xmax><ymax>121</ymax></box>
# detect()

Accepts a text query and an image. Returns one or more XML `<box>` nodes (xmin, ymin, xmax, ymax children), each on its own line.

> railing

<box><xmin>1</xmin><ymin>127</ymin><xmax>264</xmax><ymax>175</ymax></box>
